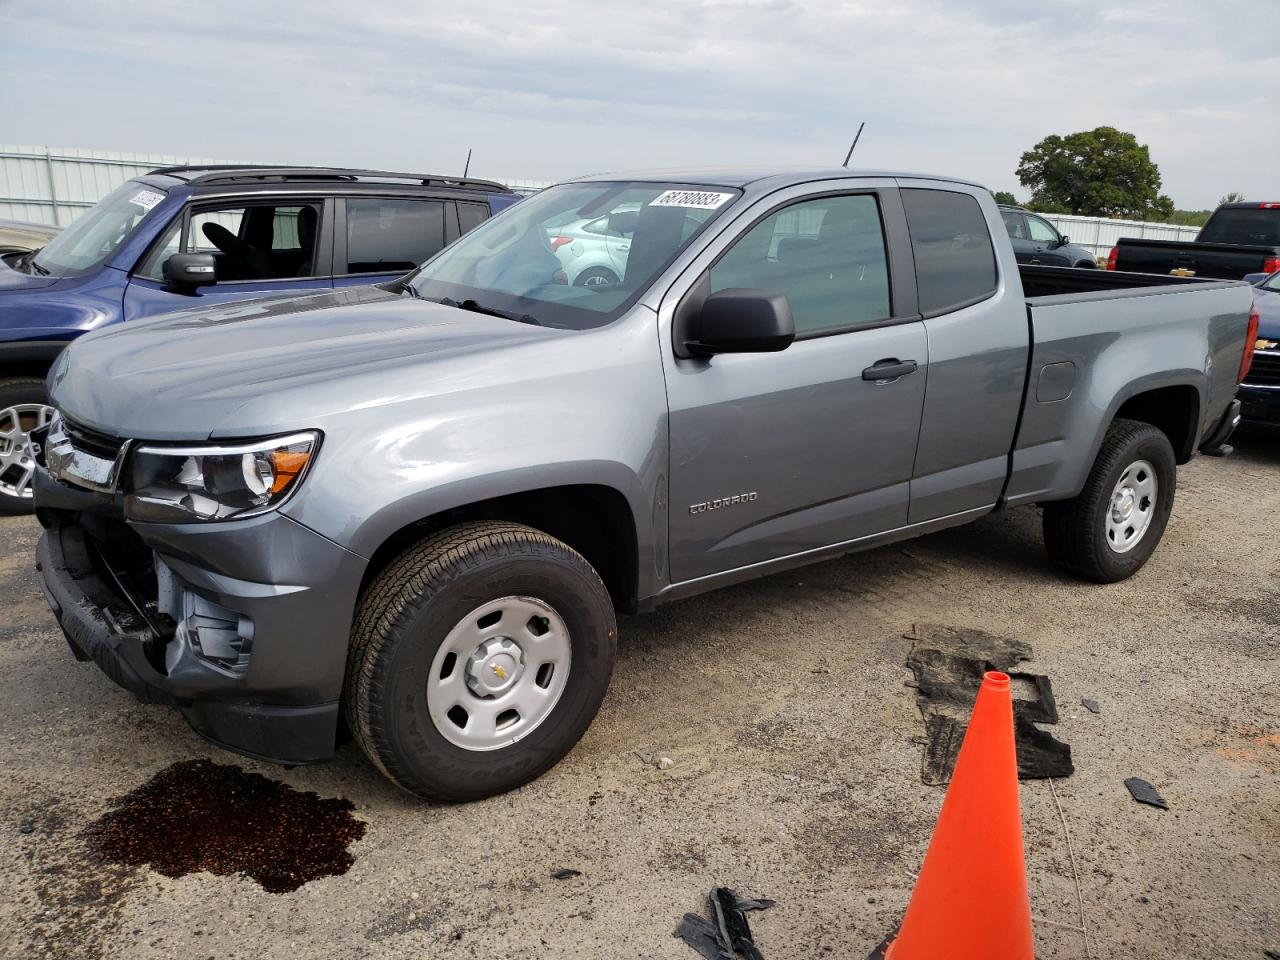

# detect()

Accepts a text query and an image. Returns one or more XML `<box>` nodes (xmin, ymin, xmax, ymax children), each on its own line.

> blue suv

<box><xmin>0</xmin><ymin>166</ymin><xmax>520</xmax><ymax>512</ymax></box>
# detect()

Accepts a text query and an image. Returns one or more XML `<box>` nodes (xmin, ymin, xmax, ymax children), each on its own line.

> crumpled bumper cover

<box><xmin>33</xmin><ymin>473</ymin><xmax>365</xmax><ymax>764</ymax></box>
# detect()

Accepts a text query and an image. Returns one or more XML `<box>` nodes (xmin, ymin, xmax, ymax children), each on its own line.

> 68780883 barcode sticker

<box><xmin>648</xmin><ymin>190</ymin><xmax>735</xmax><ymax>210</ymax></box>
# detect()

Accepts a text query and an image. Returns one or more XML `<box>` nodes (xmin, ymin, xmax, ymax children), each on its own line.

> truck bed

<box><xmin>1006</xmin><ymin>265</ymin><xmax>1254</xmax><ymax>510</ymax></box>
<box><xmin>1018</xmin><ymin>264</ymin><xmax>1227</xmax><ymax>300</ymax></box>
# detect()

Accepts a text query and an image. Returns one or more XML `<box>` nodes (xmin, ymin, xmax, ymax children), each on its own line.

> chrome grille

<box><xmin>1244</xmin><ymin>350</ymin><xmax>1280</xmax><ymax>388</ymax></box>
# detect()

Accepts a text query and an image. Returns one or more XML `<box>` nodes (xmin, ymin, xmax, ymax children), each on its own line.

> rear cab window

<box><xmin>901</xmin><ymin>189</ymin><xmax>998</xmax><ymax>317</ymax></box>
<box><xmin>1198</xmin><ymin>206</ymin><xmax>1280</xmax><ymax>245</ymax></box>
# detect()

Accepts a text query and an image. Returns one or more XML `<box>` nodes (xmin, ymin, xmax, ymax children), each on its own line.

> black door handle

<box><xmin>862</xmin><ymin>359</ymin><xmax>918</xmax><ymax>381</ymax></box>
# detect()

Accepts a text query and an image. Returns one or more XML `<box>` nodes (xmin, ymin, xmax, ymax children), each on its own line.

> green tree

<box><xmin>991</xmin><ymin>190</ymin><xmax>1018</xmax><ymax>206</ymax></box>
<box><xmin>1219</xmin><ymin>191</ymin><xmax>1245</xmax><ymax>205</ymax></box>
<box><xmin>1016</xmin><ymin>127</ymin><xmax>1174</xmax><ymax>219</ymax></box>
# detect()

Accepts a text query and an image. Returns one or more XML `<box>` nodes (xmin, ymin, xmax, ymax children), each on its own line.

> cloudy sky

<box><xmin>1</xmin><ymin>0</ymin><xmax>1274</xmax><ymax>208</ymax></box>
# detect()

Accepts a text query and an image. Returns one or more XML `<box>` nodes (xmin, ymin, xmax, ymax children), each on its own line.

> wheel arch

<box><xmin>355</xmin><ymin>482</ymin><xmax>643</xmax><ymax>611</ymax></box>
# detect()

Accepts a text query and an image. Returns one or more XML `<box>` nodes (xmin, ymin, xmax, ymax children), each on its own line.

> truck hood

<box><xmin>50</xmin><ymin>284</ymin><xmax>561</xmax><ymax>439</ymax></box>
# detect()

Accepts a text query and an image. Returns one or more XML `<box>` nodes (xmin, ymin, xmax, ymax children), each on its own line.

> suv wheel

<box><xmin>0</xmin><ymin>377</ymin><xmax>55</xmax><ymax>515</ymax></box>
<box><xmin>1042</xmin><ymin>418</ymin><xmax>1176</xmax><ymax>583</ymax></box>
<box><xmin>345</xmin><ymin>521</ymin><xmax>617</xmax><ymax>801</ymax></box>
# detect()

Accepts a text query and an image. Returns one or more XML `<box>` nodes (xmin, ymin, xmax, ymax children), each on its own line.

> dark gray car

<box><xmin>1000</xmin><ymin>204</ymin><xmax>1098</xmax><ymax>268</ymax></box>
<box><xmin>31</xmin><ymin>169</ymin><xmax>1251</xmax><ymax>801</ymax></box>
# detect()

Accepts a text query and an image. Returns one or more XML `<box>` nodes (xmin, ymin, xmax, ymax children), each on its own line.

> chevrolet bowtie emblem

<box><xmin>490</xmin><ymin>663</ymin><xmax>509</xmax><ymax>680</ymax></box>
<box><xmin>1257</xmin><ymin>338</ymin><xmax>1278</xmax><ymax>351</ymax></box>
<box><xmin>1170</xmin><ymin>267</ymin><xmax>1196</xmax><ymax>277</ymax></box>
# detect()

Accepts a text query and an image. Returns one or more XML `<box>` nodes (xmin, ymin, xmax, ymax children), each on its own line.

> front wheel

<box><xmin>1042</xmin><ymin>419</ymin><xmax>1176</xmax><ymax>583</ymax></box>
<box><xmin>0</xmin><ymin>377</ymin><xmax>55</xmax><ymax>515</ymax></box>
<box><xmin>344</xmin><ymin>521</ymin><xmax>617</xmax><ymax>801</ymax></box>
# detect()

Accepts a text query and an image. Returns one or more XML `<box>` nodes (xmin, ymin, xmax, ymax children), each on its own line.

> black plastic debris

<box><xmin>1125</xmin><ymin>777</ymin><xmax>1169</xmax><ymax>810</ymax></box>
<box><xmin>551</xmin><ymin>868</ymin><xmax>582</xmax><ymax>880</ymax></box>
<box><xmin>905</xmin><ymin>624</ymin><xmax>1073</xmax><ymax>784</ymax></box>
<box><xmin>1082</xmin><ymin>698</ymin><xmax>1101</xmax><ymax>714</ymax></box>
<box><xmin>675</xmin><ymin>887</ymin><xmax>775</xmax><ymax>960</ymax></box>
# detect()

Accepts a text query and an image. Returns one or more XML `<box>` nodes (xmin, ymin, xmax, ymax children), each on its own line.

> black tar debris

<box><xmin>1125</xmin><ymin>777</ymin><xmax>1169</xmax><ymax>810</ymax></box>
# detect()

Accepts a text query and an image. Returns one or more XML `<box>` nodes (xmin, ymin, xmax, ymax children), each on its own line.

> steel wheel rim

<box><xmin>1105</xmin><ymin>458</ymin><xmax>1157</xmax><ymax>554</ymax></box>
<box><xmin>427</xmin><ymin>596</ymin><xmax>572</xmax><ymax>752</ymax></box>
<box><xmin>0</xmin><ymin>403</ymin><xmax>54</xmax><ymax>499</ymax></box>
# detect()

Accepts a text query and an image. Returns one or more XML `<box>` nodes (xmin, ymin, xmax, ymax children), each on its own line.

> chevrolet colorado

<box><xmin>29</xmin><ymin>169</ymin><xmax>1256</xmax><ymax>800</ymax></box>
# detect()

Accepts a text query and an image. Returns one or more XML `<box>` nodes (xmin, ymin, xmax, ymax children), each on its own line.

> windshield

<box><xmin>1262</xmin><ymin>272</ymin><xmax>1280</xmax><ymax>291</ymax></box>
<box><xmin>408</xmin><ymin>181</ymin><xmax>740</xmax><ymax>329</ymax></box>
<box><xmin>32</xmin><ymin>180</ymin><xmax>167</xmax><ymax>276</ymax></box>
<box><xmin>1198</xmin><ymin>207</ymin><xmax>1280</xmax><ymax>246</ymax></box>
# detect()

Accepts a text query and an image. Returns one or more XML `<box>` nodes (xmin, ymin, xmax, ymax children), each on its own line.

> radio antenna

<box><xmin>463</xmin><ymin>148</ymin><xmax>472</xmax><ymax>178</ymax></box>
<box><xmin>842</xmin><ymin>123</ymin><xmax>866</xmax><ymax>168</ymax></box>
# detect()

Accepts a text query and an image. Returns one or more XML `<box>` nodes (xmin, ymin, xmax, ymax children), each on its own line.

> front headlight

<box><xmin>124</xmin><ymin>432</ymin><xmax>320</xmax><ymax>522</ymax></box>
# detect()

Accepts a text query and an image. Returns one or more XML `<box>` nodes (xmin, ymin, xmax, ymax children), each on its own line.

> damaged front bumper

<box><xmin>32</xmin><ymin>461</ymin><xmax>365</xmax><ymax>765</ymax></box>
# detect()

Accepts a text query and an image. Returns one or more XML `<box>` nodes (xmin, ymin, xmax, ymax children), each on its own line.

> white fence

<box><xmin>1</xmin><ymin>145</ymin><xmax>1197</xmax><ymax>258</ymax></box>
<box><xmin>1036</xmin><ymin>212</ymin><xmax>1200</xmax><ymax>260</ymax></box>
<box><xmin>0</xmin><ymin>145</ymin><xmax>546</xmax><ymax>227</ymax></box>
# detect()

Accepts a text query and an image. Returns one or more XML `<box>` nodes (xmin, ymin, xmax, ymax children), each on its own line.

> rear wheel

<box><xmin>344</xmin><ymin>521</ymin><xmax>617</xmax><ymax>801</ymax></box>
<box><xmin>1043</xmin><ymin>419</ymin><xmax>1176</xmax><ymax>583</ymax></box>
<box><xmin>573</xmin><ymin>266</ymin><xmax>619</xmax><ymax>288</ymax></box>
<box><xmin>0</xmin><ymin>377</ymin><xmax>54</xmax><ymax>515</ymax></box>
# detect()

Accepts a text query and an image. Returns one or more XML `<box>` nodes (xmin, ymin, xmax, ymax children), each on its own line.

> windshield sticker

<box><xmin>129</xmin><ymin>189</ymin><xmax>165</xmax><ymax>211</ymax></box>
<box><xmin>648</xmin><ymin>190</ymin><xmax>734</xmax><ymax>210</ymax></box>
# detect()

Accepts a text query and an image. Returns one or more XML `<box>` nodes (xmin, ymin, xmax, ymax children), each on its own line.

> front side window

<box><xmin>408</xmin><ymin>182</ymin><xmax>738</xmax><ymax>330</ymax></box>
<box><xmin>345</xmin><ymin>198</ymin><xmax>446</xmax><ymax>275</ymax></box>
<box><xmin>33</xmin><ymin>181</ymin><xmax>168</xmax><ymax>276</ymax></box>
<box><xmin>708</xmin><ymin>194</ymin><xmax>891</xmax><ymax>335</ymax></box>
<box><xmin>901</xmin><ymin>189</ymin><xmax>998</xmax><ymax>317</ymax></box>
<box><xmin>1026</xmin><ymin>215</ymin><xmax>1059</xmax><ymax>244</ymax></box>
<box><xmin>140</xmin><ymin>202</ymin><xmax>321</xmax><ymax>281</ymax></box>
<box><xmin>1002</xmin><ymin>211</ymin><xmax>1027</xmax><ymax>240</ymax></box>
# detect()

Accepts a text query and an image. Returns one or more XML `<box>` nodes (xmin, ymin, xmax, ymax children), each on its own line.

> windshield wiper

<box><xmin>17</xmin><ymin>251</ymin><xmax>50</xmax><ymax>276</ymax></box>
<box><xmin>434</xmin><ymin>296</ymin><xmax>541</xmax><ymax>326</ymax></box>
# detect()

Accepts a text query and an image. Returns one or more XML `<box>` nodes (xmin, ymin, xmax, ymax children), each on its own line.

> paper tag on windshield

<box><xmin>129</xmin><ymin>189</ymin><xmax>165</xmax><ymax>211</ymax></box>
<box><xmin>649</xmin><ymin>190</ymin><xmax>733</xmax><ymax>210</ymax></box>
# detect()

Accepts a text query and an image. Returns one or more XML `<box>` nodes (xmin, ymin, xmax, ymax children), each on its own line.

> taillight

<box><xmin>1106</xmin><ymin>246</ymin><xmax>1119</xmax><ymax>270</ymax></box>
<box><xmin>550</xmin><ymin>236</ymin><xmax>573</xmax><ymax>253</ymax></box>
<box><xmin>1261</xmin><ymin>256</ymin><xmax>1280</xmax><ymax>274</ymax></box>
<box><xmin>1240</xmin><ymin>306</ymin><xmax>1260</xmax><ymax>382</ymax></box>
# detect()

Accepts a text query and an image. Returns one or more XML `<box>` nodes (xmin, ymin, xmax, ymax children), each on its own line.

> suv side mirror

<box><xmin>1057</xmin><ymin>234</ymin><xmax>1070</xmax><ymax>247</ymax></box>
<box><xmin>163</xmin><ymin>252</ymin><xmax>217</xmax><ymax>291</ymax></box>
<box><xmin>684</xmin><ymin>288</ymin><xmax>795</xmax><ymax>357</ymax></box>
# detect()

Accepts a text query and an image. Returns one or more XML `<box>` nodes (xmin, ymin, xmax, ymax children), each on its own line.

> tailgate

<box><xmin>1115</xmin><ymin>238</ymin><xmax>1277</xmax><ymax>280</ymax></box>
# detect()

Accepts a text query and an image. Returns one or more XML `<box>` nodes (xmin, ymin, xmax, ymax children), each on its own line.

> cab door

<box><xmin>661</xmin><ymin>184</ymin><xmax>927</xmax><ymax>583</ymax></box>
<box><xmin>1025</xmin><ymin>213</ymin><xmax>1071</xmax><ymax>266</ymax></box>
<box><xmin>122</xmin><ymin>198</ymin><xmax>333</xmax><ymax>320</ymax></box>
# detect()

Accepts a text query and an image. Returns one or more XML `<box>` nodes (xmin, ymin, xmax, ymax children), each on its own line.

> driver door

<box><xmin>122</xmin><ymin>198</ymin><xmax>334</xmax><ymax>321</ymax></box>
<box><xmin>662</xmin><ymin>186</ymin><xmax>927</xmax><ymax>583</ymax></box>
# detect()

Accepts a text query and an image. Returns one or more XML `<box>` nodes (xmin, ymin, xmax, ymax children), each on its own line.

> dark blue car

<box><xmin>1240</xmin><ymin>270</ymin><xmax>1280</xmax><ymax>425</ymax></box>
<box><xmin>0</xmin><ymin>166</ymin><xmax>521</xmax><ymax>512</ymax></box>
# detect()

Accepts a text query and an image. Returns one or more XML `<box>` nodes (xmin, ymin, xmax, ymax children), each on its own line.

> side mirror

<box><xmin>684</xmin><ymin>288</ymin><xmax>795</xmax><ymax>357</ymax></box>
<box><xmin>1243</xmin><ymin>272</ymin><xmax>1269</xmax><ymax>285</ymax></box>
<box><xmin>1057</xmin><ymin>235</ymin><xmax>1070</xmax><ymax>247</ymax></box>
<box><xmin>163</xmin><ymin>252</ymin><xmax>217</xmax><ymax>291</ymax></box>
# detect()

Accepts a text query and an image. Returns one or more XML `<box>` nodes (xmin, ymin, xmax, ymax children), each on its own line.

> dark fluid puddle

<box><xmin>85</xmin><ymin>759</ymin><xmax>366</xmax><ymax>893</ymax></box>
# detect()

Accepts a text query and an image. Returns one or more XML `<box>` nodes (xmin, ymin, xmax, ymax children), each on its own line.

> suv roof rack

<box><xmin>146</xmin><ymin>164</ymin><xmax>509</xmax><ymax>191</ymax></box>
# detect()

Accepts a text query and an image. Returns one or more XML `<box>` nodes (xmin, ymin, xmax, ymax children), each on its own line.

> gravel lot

<box><xmin>1</xmin><ymin>429</ymin><xmax>1277</xmax><ymax>960</ymax></box>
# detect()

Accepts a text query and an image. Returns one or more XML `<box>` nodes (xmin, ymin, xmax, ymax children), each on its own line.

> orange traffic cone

<box><xmin>884</xmin><ymin>671</ymin><xmax>1035</xmax><ymax>960</ymax></box>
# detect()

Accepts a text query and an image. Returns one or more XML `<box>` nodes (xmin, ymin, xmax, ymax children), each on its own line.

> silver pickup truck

<box><xmin>29</xmin><ymin>169</ymin><xmax>1254</xmax><ymax>801</ymax></box>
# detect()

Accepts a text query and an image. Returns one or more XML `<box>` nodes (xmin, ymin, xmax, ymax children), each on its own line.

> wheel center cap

<box><xmin>466</xmin><ymin>638</ymin><xmax>524</xmax><ymax>695</ymax></box>
<box><xmin>1112</xmin><ymin>487</ymin><xmax>1136</xmax><ymax>522</ymax></box>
